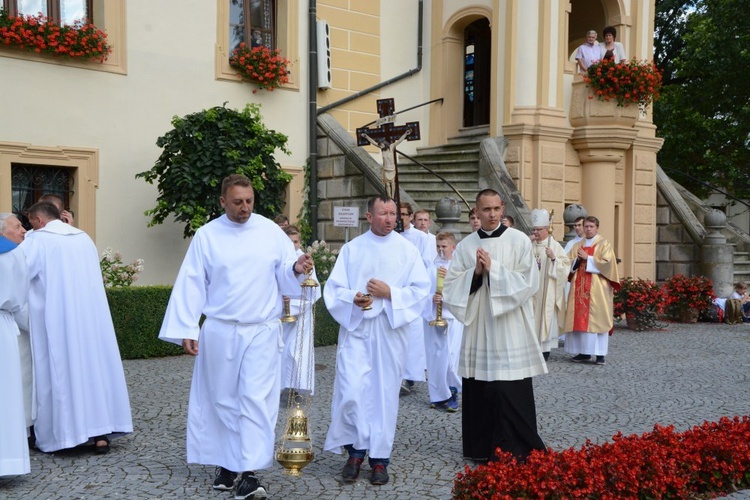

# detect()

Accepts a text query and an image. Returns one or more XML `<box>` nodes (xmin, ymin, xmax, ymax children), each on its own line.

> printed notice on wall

<box><xmin>333</xmin><ymin>207</ymin><xmax>359</xmax><ymax>227</ymax></box>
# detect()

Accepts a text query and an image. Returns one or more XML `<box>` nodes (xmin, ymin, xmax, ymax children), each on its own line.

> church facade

<box><xmin>0</xmin><ymin>0</ymin><xmax>660</xmax><ymax>283</ymax></box>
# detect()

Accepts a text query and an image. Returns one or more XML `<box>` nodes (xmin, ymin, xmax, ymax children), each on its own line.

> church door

<box><xmin>463</xmin><ymin>18</ymin><xmax>491</xmax><ymax>128</ymax></box>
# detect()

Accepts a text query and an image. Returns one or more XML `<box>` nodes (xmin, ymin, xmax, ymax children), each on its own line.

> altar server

<box><xmin>324</xmin><ymin>195</ymin><xmax>430</xmax><ymax>486</ymax></box>
<box><xmin>443</xmin><ymin>189</ymin><xmax>547</xmax><ymax>462</ymax></box>
<box><xmin>21</xmin><ymin>202</ymin><xmax>132</xmax><ymax>454</ymax></box>
<box><xmin>0</xmin><ymin>235</ymin><xmax>30</xmax><ymax>476</ymax></box>
<box><xmin>159</xmin><ymin>174</ymin><xmax>313</xmax><ymax>499</ymax></box>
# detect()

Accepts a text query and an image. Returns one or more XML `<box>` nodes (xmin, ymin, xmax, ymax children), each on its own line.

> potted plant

<box><xmin>613</xmin><ymin>277</ymin><xmax>664</xmax><ymax>331</ymax></box>
<box><xmin>0</xmin><ymin>9</ymin><xmax>111</xmax><ymax>62</ymax></box>
<box><xmin>229</xmin><ymin>42</ymin><xmax>290</xmax><ymax>93</ymax></box>
<box><xmin>662</xmin><ymin>274</ymin><xmax>715</xmax><ymax>323</ymax></box>
<box><xmin>584</xmin><ymin>58</ymin><xmax>663</xmax><ymax>111</ymax></box>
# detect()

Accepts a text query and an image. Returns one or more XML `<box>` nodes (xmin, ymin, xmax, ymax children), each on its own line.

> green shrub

<box><xmin>315</xmin><ymin>296</ymin><xmax>339</xmax><ymax>347</ymax></box>
<box><xmin>107</xmin><ymin>285</ymin><xmax>340</xmax><ymax>359</ymax></box>
<box><xmin>106</xmin><ymin>286</ymin><xmax>182</xmax><ymax>359</ymax></box>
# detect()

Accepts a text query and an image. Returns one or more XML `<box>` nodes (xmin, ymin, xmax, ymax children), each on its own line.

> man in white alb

<box><xmin>21</xmin><ymin>202</ymin><xmax>132</xmax><ymax>455</ymax></box>
<box><xmin>159</xmin><ymin>174</ymin><xmax>314</xmax><ymax>499</ymax></box>
<box><xmin>324</xmin><ymin>195</ymin><xmax>430</xmax><ymax>486</ymax></box>
<box><xmin>0</xmin><ymin>232</ymin><xmax>30</xmax><ymax>477</ymax></box>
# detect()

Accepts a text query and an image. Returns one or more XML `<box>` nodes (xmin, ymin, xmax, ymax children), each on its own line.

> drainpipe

<box><xmin>309</xmin><ymin>0</ymin><xmax>424</xmax><ymax>241</ymax></box>
<box><xmin>308</xmin><ymin>0</ymin><xmax>319</xmax><ymax>241</ymax></box>
<box><xmin>316</xmin><ymin>0</ymin><xmax>424</xmax><ymax>115</ymax></box>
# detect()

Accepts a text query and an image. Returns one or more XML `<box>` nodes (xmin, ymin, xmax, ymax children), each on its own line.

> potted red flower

<box><xmin>229</xmin><ymin>42</ymin><xmax>290</xmax><ymax>93</ymax></box>
<box><xmin>613</xmin><ymin>277</ymin><xmax>664</xmax><ymax>331</ymax></box>
<box><xmin>662</xmin><ymin>274</ymin><xmax>715</xmax><ymax>323</ymax></box>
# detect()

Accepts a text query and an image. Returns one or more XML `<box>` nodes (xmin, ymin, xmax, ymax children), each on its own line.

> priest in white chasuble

<box><xmin>530</xmin><ymin>209</ymin><xmax>570</xmax><ymax>360</ymax></box>
<box><xmin>159</xmin><ymin>175</ymin><xmax>313</xmax><ymax>498</ymax></box>
<box><xmin>443</xmin><ymin>189</ymin><xmax>547</xmax><ymax>463</ymax></box>
<box><xmin>0</xmin><ymin>236</ymin><xmax>30</xmax><ymax>477</ymax></box>
<box><xmin>564</xmin><ymin>216</ymin><xmax>620</xmax><ymax>366</ymax></box>
<box><xmin>20</xmin><ymin>202</ymin><xmax>132</xmax><ymax>454</ymax></box>
<box><xmin>324</xmin><ymin>196</ymin><xmax>430</xmax><ymax>486</ymax></box>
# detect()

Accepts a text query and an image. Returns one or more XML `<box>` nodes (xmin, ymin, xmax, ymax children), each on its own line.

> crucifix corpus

<box><xmin>356</xmin><ymin>98</ymin><xmax>420</xmax><ymax>232</ymax></box>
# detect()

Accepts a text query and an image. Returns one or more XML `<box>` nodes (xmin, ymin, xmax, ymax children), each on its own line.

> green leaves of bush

<box><xmin>137</xmin><ymin>103</ymin><xmax>291</xmax><ymax>237</ymax></box>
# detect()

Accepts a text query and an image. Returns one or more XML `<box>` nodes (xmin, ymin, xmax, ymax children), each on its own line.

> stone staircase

<box><xmin>735</xmin><ymin>251</ymin><xmax>750</xmax><ymax>283</ymax></box>
<box><xmin>398</xmin><ymin>130</ymin><xmax>488</xmax><ymax>233</ymax></box>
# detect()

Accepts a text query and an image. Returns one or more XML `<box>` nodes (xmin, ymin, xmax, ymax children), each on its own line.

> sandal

<box><xmin>94</xmin><ymin>435</ymin><xmax>110</xmax><ymax>455</ymax></box>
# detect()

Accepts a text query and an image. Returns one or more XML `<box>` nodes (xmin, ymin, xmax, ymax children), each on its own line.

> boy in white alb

<box><xmin>280</xmin><ymin>225</ymin><xmax>321</xmax><ymax>395</ymax></box>
<box><xmin>422</xmin><ymin>232</ymin><xmax>463</xmax><ymax>412</ymax></box>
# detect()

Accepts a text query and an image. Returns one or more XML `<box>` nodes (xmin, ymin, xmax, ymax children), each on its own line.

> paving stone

<box><xmin>0</xmin><ymin>322</ymin><xmax>749</xmax><ymax>498</ymax></box>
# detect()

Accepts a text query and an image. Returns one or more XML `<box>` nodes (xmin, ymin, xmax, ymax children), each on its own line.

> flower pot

<box><xmin>678</xmin><ymin>309</ymin><xmax>699</xmax><ymax>324</ymax></box>
<box><xmin>626</xmin><ymin>313</ymin><xmax>638</xmax><ymax>330</ymax></box>
<box><xmin>569</xmin><ymin>80</ymin><xmax>640</xmax><ymax>129</ymax></box>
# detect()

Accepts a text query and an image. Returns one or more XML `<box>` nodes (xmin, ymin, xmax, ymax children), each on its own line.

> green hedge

<box><xmin>107</xmin><ymin>285</ymin><xmax>340</xmax><ymax>360</ymax></box>
<box><xmin>106</xmin><ymin>286</ymin><xmax>183</xmax><ymax>359</ymax></box>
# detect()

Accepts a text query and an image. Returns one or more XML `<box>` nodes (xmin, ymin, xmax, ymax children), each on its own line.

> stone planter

<box><xmin>569</xmin><ymin>80</ymin><xmax>640</xmax><ymax>129</ymax></box>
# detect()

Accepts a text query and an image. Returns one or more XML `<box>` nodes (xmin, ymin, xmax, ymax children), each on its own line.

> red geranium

<box><xmin>0</xmin><ymin>9</ymin><xmax>111</xmax><ymax>62</ymax></box>
<box><xmin>584</xmin><ymin>58</ymin><xmax>662</xmax><ymax>111</ymax></box>
<box><xmin>229</xmin><ymin>43</ymin><xmax>290</xmax><ymax>93</ymax></box>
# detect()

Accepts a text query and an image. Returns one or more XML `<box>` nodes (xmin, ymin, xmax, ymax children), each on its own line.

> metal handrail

<box><xmin>395</xmin><ymin>149</ymin><xmax>473</xmax><ymax>211</ymax></box>
<box><xmin>661</xmin><ymin>166</ymin><xmax>750</xmax><ymax>212</ymax></box>
<box><xmin>359</xmin><ymin>98</ymin><xmax>444</xmax><ymax>129</ymax></box>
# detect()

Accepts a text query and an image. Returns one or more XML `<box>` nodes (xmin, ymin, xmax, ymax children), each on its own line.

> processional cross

<box><xmin>356</xmin><ymin>98</ymin><xmax>420</xmax><ymax>232</ymax></box>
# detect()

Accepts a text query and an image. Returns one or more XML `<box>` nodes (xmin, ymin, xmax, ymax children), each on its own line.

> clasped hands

<box><xmin>474</xmin><ymin>248</ymin><xmax>491</xmax><ymax>275</ymax></box>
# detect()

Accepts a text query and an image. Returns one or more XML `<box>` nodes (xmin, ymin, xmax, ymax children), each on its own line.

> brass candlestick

<box><xmin>429</xmin><ymin>268</ymin><xmax>448</xmax><ymax>328</ymax></box>
<box><xmin>280</xmin><ymin>295</ymin><xmax>297</xmax><ymax>323</ymax></box>
<box><xmin>276</xmin><ymin>270</ymin><xmax>318</xmax><ymax>475</ymax></box>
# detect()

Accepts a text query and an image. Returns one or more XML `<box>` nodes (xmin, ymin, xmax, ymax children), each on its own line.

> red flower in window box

<box><xmin>584</xmin><ymin>58</ymin><xmax>662</xmax><ymax>111</ymax></box>
<box><xmin>0</xmin><ymin>9</ymin><xmax>111</xmax><ymax>62</ymax></box>
<box><xmin>229</xmin><ymin>43</ymin><xmax>290</xmax><ymax>93</ymax></box>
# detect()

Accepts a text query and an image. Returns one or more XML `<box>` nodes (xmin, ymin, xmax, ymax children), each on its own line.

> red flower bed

<box><xmin>453</xmin><ymin>416</ymin><xmax>750</xmax><ymax>499</ymax></box>
<box><xmin>0</xmin><ymin>10</ymin><xmax>111</xmax><ymax>62</ymax></box>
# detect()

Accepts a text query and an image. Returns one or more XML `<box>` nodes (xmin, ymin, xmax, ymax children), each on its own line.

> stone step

<box><xmin>446</xmin><ymin>125</ymin><xmax>490</xmax><ymax>144</ymax></box>
<box><xmin>415</xmin><ymin>143</ymin><xmax>482</xmax><ymax>157</ymax></box>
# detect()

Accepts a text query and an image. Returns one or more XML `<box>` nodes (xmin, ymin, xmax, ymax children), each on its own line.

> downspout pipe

<box><xmin>308</xmin><ymin>0</ymin><xmax>319</xmax><ymax>241</ymax></box>
<box><xmin>309</xmin><ymin>0</ymin><xmax>424</xmax><ymax>241</ymax></box>
<box><xmin>317</xmin><ymin>0</ymin><xmax>424</xmax><ymax>115</ymax></box>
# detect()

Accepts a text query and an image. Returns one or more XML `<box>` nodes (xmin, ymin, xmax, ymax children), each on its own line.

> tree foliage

<box><xmin>137</xmin><ymin>103</ymin><xmax>291</xmax><ymax>237</ymax></box>
<box><xmin>654</xmin><ymin>0</ymin><xmax>750</xmax><ymax>200</ymax></box>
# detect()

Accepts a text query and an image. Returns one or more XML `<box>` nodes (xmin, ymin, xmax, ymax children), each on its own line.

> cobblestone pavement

<box><xmin>1</xmin><ymin>321</ymin><xmax>749</xmax><ymax>499</ymax></box>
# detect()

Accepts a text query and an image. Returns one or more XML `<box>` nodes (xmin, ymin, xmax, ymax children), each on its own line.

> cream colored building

<box><xmin>0</xmin><ymin>0</ymin><xmax>661</xmax><ymax>284</ymax></box>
